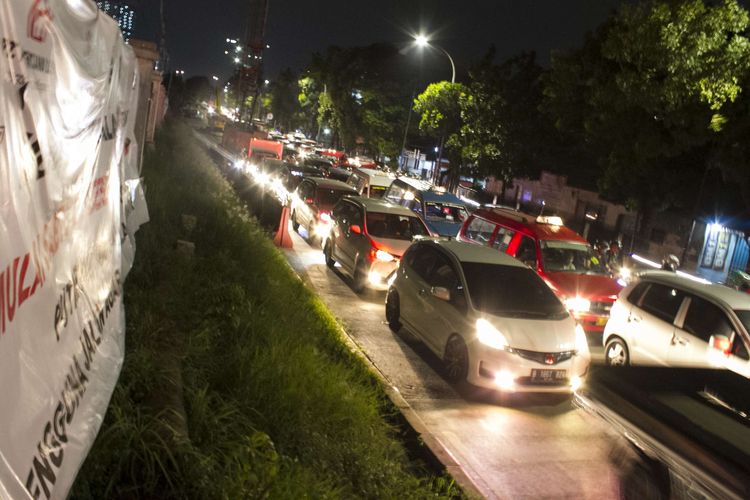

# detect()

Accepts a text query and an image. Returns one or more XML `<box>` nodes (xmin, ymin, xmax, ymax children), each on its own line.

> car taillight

<box><xmin>367</xmin><ymin>241</ymin><xmax>395</xmax><ymax>262</ymax></box>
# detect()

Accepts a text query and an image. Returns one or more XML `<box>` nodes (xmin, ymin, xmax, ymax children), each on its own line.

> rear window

<box><xmin>425</xmin><ymin>202</ymin><xmax>468</xmax><ymax>223</ymax></box>
<box><xmin>461</xmin><ymin>262</ymin><xmax>568</xmax><ymax>319</ymax></box>
<box><xmin>317</xmin><ymin>188</ymin><xmax>353</xmax><ymax>207</ymax></box>
<box><xmin>366</xmin><ymin>212</ymin><xmax>429</xmax><ymax>240</ymax></box>
<box><xmin>464</xmin><ymin>217</ymin><xmax>495</xmax><ymax>246</ymax></box>
<box><xmin>369</xmin><ymin>185</ymin><xmax>387</xmax><ymax>198</ymax></box>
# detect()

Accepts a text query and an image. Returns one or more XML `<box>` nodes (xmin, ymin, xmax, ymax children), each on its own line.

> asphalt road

<box><xmin>282</xmin><ymin>225</ymin><xmax>621</xmax><ymax>499</ymax></box>
<box><xmin>195</xmin><ymin>128</ymin><xmax>622</xmax><ymax>499</ymax></box>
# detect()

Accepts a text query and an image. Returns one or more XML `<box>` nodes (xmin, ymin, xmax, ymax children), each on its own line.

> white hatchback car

<box><xmin>386</xmin><ymin>239</ymin><xmax>590</xmax><ymax>393</ymax></box>
<box><xmin>603</xmin><ymin>271</ymin><xmax>750</xmax><ymax>377</ymax></box>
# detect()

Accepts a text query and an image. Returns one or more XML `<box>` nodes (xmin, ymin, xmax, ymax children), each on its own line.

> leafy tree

<box><xmin>268</xmin><ymin>68</ymin><xmax>303</xmax><ymax>131</ymax></box>
<box><xmin>544</xmin><ymin>0</ymin><xmax>750</xmax><ymax>225</ymax></box>
<box><xmin>413</xmin><ymin>81</ymin><xmax>469</xmax><ymax>186</ymax></box>
<box><xmin>301</xmin><ymin>44</ymin><xmax>414</xmax><ymax>160</ymax></box>
<box><xmin>462</xmin><ymin>50</ymin><xmax>557</xmax><ymax>185</ymax></box>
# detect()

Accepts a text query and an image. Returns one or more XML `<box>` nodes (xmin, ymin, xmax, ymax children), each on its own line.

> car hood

<box><xmin>425</xmin><ymin>219</ymin><xmax>461</xmax><ymax>237</ymax></box>
<box><xmin>370</xmin><ymin>236</ymin><xmax>412</xmax><ymax>258</ymax></box>
<box><xmin>544</xmin><ymin>271</ymin><xmax>622</xmax><ymax>301</ymax></box>
<box><xmin>482</xmin><ymin>314</ymin><xmax>578</xmax><ymax>352</ymax></box>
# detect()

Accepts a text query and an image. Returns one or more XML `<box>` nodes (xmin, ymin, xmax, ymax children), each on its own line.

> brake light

<box><xmin>367</xmin><ymin>240</ymin><xmax>395</xmax><ymax>262</ymax></box>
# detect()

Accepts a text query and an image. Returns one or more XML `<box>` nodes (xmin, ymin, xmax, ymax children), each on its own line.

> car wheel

<box><xmin>604</xmin><ymin>337</ymin><xmax>630</xmax><ymax>366</ymax></box>
<box><xmin>443</xmin><ymin>335</ymin><xmax>469</xmax><ymax>383</ymax></box>
<box><xmin>352</xmin><ymin>262</ymin><xmax>367</xmax><ymax>294</ymax></box>
<box><xmin>323</xmin><ymin>240</ymin><xmax>335</xmax><ymax>268</ymax></box>
<box><xmin>385</xmin><ymin>288</ymin><xmax>401</xmax><ymax>332</ymax></box>
<box><xmin>291</xmin><ymin>211</ymin><xmax>300</xmax><ymax>231</ymax></box>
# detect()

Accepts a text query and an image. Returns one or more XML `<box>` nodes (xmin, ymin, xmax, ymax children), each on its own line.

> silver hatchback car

<box><xmin>323</xmin><ymin>197</ymin><xmax>430</xmax><ymax>292</ymax></box>
<box><xmin>386</xmin><ymin>239</ymin><xmax>590</xmax><ymax>393</ymax></box>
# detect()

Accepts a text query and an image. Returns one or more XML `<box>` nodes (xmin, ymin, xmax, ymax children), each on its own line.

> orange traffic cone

<box><xmin>273</xmin><ymin>205</ymin><xmax>294</xmax><ymax>248</ymax></box>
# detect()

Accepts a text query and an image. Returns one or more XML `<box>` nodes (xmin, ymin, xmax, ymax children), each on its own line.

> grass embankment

<box><xmin>72</xmin><ymin>121</ymin><xmax>460</xmax><ymax>498</ymax></box>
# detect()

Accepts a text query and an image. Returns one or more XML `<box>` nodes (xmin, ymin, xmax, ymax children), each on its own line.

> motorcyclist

<box><xmin>661</xmin><ymin>254</ymin><xmax>680</xmax><ymax>272</ymax></box>
<box><xmin>605</xmin><ymin>240</ymin><xmax>623</xmax><ymax>273</ymax></box>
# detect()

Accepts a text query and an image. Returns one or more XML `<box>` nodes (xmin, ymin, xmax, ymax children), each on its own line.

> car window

<box><xmin>317</xmin><ymin>188</ymin><xmax>352</xmax><ymax>207</ymax></box>
<box><xmin>682</xmin><ymin>296</ymin><xmax>733</xmax><ymax>343</ymax></box>
<box><xmin>515</xmin><ymin>236</ymin><xmax>537</xmax><ymax>267</ymax></box>
<box><xmin>366</xmin><ymin>212</ymin><xmax>428</xmax><ymax>240</ymax></box>
<box><xmin>298</xmin><ymin>181</ymin><xmax>314</xmax><ymax>200</ymax></box>
<box><xmin>491</xmin><ymin>227</ymin><xmax>515</xmax><ymax>252</ymax></box>
<box><xmin>409</xmin><ymin>245</ymin><xmax>440</xmax><ymax>281</ymax></box>
<box><xmin>425</xmin><ymin>202</ymin><xmax>468</xmax><ymax>223</ymax></box>
<box><xmin>639</xmin><ymin>283</ymin><xmax>686</xmax><ymax>324</ymax></box>
<box><xmin>464</xmin><ymin>217</ymin><xmax>495</xmax><ymax>246</ymax></box>
<box><xmin>334</xmin><ymin>202</ymin><xmax>358</xmax><ymax>224</ymax></box>
<box><xmin>627</xmin><ymin>282</ymin><xmax>650</xmax><ymax>306</ymax></box>
<box><xmin>461</xmin><ymin>262</ymin><xmax>568</xmax><ymax>319</ymax></box>
<box><xmin>427</xmin><ymin>253</ymin><xmax>459</xmax><ymax>289</ymax></box>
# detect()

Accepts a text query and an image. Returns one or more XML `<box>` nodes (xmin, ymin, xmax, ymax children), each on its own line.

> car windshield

<box><xmin>540</xmin><ymin>240</ymin><xmax>609</xmax><ymax>274</ymax></box>
<box><xmin>734</xmin><ymin>310</ymin><xmax>750</xmax><ymax>333</ymax></box>
<box><xmin>317</xmin><ymin>188</ymin><xmax>352</xmax><ymax>207</ymax></box>
<box><xmin>425</xmin><ymin>202</ymin><xmax>468</xmax><ymax>223</ymax></box>
<box><xmin>366</xmin><ymin>212</ymin><xmax>430</xmax><ymax>240</ymax></box>
<box><xmin>461</xmin><ymin>262</ymin><xmax>569</xmax><ymax>319</ymax></box>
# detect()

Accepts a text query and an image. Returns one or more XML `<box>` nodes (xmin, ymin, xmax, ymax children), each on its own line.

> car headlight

<box><xmin>565</xmin><ymin>296</ymin><xmax>591</xmax><ymax>313</ymax></box>
<box><xmin>575</xmin><ymin>323</ymin><xmax>589</xmax><ymax>353</ymax></box>
<box><xmin>476</xmin><ymin>318</ymin><xmax>509</xmax><ymax>350</ymax></box>
<box><xmin>619</xmin><ymin>267</ymin><xmax>631</xmax><ymax>280</ymax></box>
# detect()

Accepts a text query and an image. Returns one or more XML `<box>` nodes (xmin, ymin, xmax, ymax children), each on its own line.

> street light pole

<box><xmin>414</xmin><ymin>34</ymin><xmax>456</xmax><ymax>185</ymax></box>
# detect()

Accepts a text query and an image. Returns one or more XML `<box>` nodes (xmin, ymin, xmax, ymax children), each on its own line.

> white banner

<box><xmin>0</xmin><ymin>1</ymin><xmax>146</xmax><ymax>498</ymax></box>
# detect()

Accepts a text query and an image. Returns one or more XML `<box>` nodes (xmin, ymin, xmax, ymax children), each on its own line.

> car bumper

<box><xmin>574</xmin><ymin>312</ymin><xmax>610</xmax><ymax>346</ymax></box>
<box><xmin>466</xmin><ymin>342</ymin><xmax>590</xmax><ymax>393</ymax></box>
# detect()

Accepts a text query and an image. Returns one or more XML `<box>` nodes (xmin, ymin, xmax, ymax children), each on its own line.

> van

<box><xmin>457</xmin><ymin>207</ymin><xmax>623</xmax><ymax>343</ymax></box>
<box><xmin>346</xmin><ymin>168</ymin><xmax>395</xmax><ymax>199</ymax></box>
<box><xmin>383</xmin><ymin>177</ymin><xmax>470</xmax><ymax>236</ymax></box>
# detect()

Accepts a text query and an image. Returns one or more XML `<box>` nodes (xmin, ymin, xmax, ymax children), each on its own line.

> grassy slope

<box><xmin>71</xmin><ymin>121</ymin><xmax>459</xmax><ymax>499</ymax></box>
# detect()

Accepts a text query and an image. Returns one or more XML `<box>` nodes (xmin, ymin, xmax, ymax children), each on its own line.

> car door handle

<box><xmin>671</xmin><ymin>334</ymin><xmax>689</xmax><ymax>346</ymax></box>
<box><xmin>628</xmin><ymin>314</ymin><xmax>641</xmax><ymax>323</ymax></box>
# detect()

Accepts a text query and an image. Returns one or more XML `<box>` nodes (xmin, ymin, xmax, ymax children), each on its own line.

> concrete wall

<box><xmin>129</xmin><ymin>39</ymin><xmax>166</xmax><ymax>170</ymax></box>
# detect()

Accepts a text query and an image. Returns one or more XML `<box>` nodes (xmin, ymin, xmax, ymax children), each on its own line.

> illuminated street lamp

<box><xmin>414</xmin><ymin>34</ymin><xmax>455</xmax><ymax>84</ymax></box>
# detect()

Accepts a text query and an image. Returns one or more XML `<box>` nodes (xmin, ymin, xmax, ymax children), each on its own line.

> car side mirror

<box><xmin>431</xmin><ymin>286</ymin><xmax>451</xmax><ymax>301</ymax></box>
<box><xmin>350</xmin><ymin>224</ymin><xmax>362</xmax><ymax>235</ymax></box>
<box><xmin>709</xmin><ymin>334</ymin><xmax>732</xmax><ymax>355</ymax></box>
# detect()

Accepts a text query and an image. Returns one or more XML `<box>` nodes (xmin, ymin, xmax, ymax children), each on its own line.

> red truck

<box><xmin>247</xmin><ymin>138</ymin><xmax>283</xmax><ymax>162</ymax></box>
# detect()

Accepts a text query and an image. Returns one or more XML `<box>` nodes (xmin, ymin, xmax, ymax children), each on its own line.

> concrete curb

<box><xmin>281</xmin><ymin>247</ymin><xmax>488</xmax><ymax>500</ymax></box>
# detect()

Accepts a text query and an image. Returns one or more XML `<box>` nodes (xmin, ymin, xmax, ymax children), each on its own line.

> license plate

<box><xmin>531</xmin><ymin>369</ymin><xmax>567</xmax><ymax>383</ymax></box>
<box><xmin>596</xmin><ymin>317</ymin><xmax>608</xmax><ymax>326</ymax></box>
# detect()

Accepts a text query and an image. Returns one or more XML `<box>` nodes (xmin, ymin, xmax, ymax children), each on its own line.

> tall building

<box><xmin>96</xmin><ymin>1</ymin><xmax>135</xmax><ymax>41</ymax></box>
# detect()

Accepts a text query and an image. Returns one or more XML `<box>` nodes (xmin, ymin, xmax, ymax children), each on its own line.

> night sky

<box><xmin>134</xmin><ymin>0</ymin><xmax>628</xmax><ymax>81</ymax></box>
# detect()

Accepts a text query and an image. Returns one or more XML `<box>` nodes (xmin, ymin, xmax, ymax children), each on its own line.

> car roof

<box><xmin>423</xmin><ymin>239</ymin><xmax>528</xmax><ymax>267</ymax></box>
<box><xmin>344</xmin><ymin>196</ymin><xmax>420</xmax><ymax>216</ymax></box>
<box><xmin>391</xmin><ymin>178</ymin><xmax>468</xmax><ymax>206</ymax></box>
<box><xmin>638</xmin><ymin>271</ymin><xmax>750</xmax><ymax>310</ymax></box>
<box><xmin>471</xmin><ymin>207</ymin><xmax>587</xmax><ymax>243</ymax></box>
<box><xmin>304</xmin><ymin>177</ymin><xmax>356</xmax><ymax>190</ymax></box>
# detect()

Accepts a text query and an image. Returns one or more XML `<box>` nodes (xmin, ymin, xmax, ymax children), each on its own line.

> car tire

<box><xmin>323</xmin><ymin>240</ymin><xmax>335</xmax><ymax>268</ymax></box>
<box><xmin>443</xmin><ymin>335</ymin><xmax>469</xmax><ymax>383</ymax></box>
<box><xmin>604</xmin><ymin>337</ymin><xmax>630</xmax><ymax>366</ymax></box>
<box><xmin>352</xmin><ymin>261</ymin><xmax>367</xmax><ymax>294</ymax></box>
<box><xmin>385</xmin><ymin>288</ymin><xmax>401</xmax><ymax>332</ymax></box>
<box><xmin>291</xmin><ymin>211</ymin><xmax>300</xmax><ymax>231</ymax></box>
